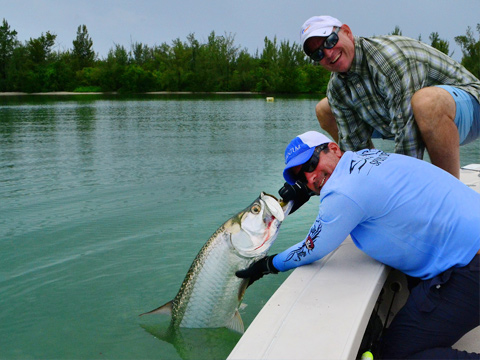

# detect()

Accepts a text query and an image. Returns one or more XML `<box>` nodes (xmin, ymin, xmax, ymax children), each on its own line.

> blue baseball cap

<box><xmin>283</xmin><ymin>131</ymin><xmax>332</xmax><ymax>185</ymax></box>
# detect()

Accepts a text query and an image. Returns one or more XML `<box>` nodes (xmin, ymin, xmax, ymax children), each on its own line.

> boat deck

<box><xmin>228</xmin><ymin>165</ymin><xmax>480</xmax><ymax>360</ymax></box>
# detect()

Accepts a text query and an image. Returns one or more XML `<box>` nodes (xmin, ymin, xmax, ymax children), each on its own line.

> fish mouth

<box><xmin>280</xmin><ymin>200</ymin><xmax>294</xmax><ymax>216</ymax></box>
<box><xmin>253</xmin><ymin>217</ymin><xmax>276</xmax><ymax>251</ymax></box>
<box><xmin>233</xmin><ymin>193</ymin><xmax>293</xmax><ymax>257</ymax></box>
<box><xmin>261</xmin><ymin>192</ymin><xmax>285</xmax><ymax>221</ymax></box>
<box><xmin>251</xmin><ymin>193</ymin><xmax>293</xmax><ymax>252</ymax></box>
<box><xmin>261</xmin><ymin>192</ymin><xmax>294</xmax><ymax>220</ymax></box>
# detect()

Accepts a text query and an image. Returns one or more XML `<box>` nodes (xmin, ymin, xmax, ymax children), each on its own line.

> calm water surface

<box><xmin>1</xmin><ymin>95</ymin><xmax>479</xmax><ymax>359</ymax></box>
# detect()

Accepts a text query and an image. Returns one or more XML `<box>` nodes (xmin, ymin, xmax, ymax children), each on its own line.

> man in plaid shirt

<box><xmin>300</xmin><ymin>15</ymin><xmax>480</xmax><ymax>178</ymax></box>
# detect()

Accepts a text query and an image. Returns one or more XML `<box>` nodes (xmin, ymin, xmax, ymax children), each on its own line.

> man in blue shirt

<box><xmin>237</xmin><ymin>131</ymin><xmax>480</xmax><ymax>359</ymax></box>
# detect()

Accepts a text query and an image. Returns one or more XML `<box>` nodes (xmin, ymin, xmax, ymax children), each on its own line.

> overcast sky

<box><xmin>2</xmin><ymin>0</ymin><xmax>479</xmax><ymax>62</ymax></box>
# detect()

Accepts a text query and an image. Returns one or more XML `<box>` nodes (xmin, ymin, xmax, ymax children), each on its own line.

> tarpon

<box><xmin>140</xmin><ymin>192</ymin><xmax>292</xmax><ymax>333</ymax></box>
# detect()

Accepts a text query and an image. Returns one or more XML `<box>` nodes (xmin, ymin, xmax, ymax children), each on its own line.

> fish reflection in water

<box><xmin>140</xmin><ymin>320</ymin><xmax>241</xmax><ymax>360</ymax></box>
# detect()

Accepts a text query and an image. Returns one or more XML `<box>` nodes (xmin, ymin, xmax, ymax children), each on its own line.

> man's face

<box><xmin>304</xmin><ymin>25</ymin><xmax>355</xmax><ymax>73</ymax></box>
<box><xmin>291</xmin><ymin>143</ymin><xmax>343</xmax><ymax>195</ymax></box>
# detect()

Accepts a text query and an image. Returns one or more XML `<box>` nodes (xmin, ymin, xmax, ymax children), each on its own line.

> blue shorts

<box><xmin>436</xmin><ymin>85</ymin><xmax>480</xmax><ymax>145</ymax></box>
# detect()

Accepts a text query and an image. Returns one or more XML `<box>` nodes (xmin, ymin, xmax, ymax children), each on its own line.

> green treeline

<box><xmin>1</xmin><ymin>19</ymin><xmax>479</xmax><ymax>94</ymax></box>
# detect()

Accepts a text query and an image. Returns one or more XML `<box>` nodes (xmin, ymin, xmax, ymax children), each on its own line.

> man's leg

<box><xmin>381</xmin><ymin>256</ymin><xmax>480</xmax><ymax>359</ymax></box>
<box><xmin>411</xmin><ymin>87</ymin><xmax>460</xmax><ymax>178</ymax></box>
<box><xmin>315</xmin><ymin>98</ymin><xmax>339</xmax><ymax>142</ymax></box>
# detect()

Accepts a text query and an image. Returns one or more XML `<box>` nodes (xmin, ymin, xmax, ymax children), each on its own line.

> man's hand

<box><xmin>279</xmin><ymin>181</ymin><xmax>314</xmax><ymax>214</ymax></box>
<box><xmin>235</xmin><ymin>255</ymin><xmax>278</xmax><ymax>287</ymax></box>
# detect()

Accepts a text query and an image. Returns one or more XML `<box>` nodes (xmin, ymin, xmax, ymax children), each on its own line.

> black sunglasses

<box><xmin>307</xmin><ymin>27</ymin><xmax>341</xmax><ymax>62</ymax></box>
<box><xmin>295</xmin><ymin>143</ymin><xmax>329</xmax><ymax>183</ymax></box>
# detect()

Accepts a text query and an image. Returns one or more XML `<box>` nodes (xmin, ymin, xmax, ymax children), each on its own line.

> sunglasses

<box><xmin>307</xmin><ymin>27</ymin><xmax>341</xmax><ymax>62</ymax></box>
<box><xmin>295</xmin><ymin>143</ymin><xmax>329</xmax><ymax>184</ymax></box>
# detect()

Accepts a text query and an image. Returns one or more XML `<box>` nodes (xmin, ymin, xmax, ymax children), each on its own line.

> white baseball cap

<box><xmin>300</xmin><ymin>15</ymin><xmax>343</xmax><ymax>53</ymax></box>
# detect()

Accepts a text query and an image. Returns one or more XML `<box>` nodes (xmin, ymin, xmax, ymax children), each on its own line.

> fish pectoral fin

<box><xmin>139</xmin><ymin>300</ymin><xmax>173</xmax><ymax>317</ymax></box>
<box><xmin>226</xmin><ymin>309</ymin><xmax>245</xmax><ymax>334</ymax></box>
<box><xmin>238</xmin><ymin>278</ymin><xmax>249</xmax><ymax>301</ymax></box>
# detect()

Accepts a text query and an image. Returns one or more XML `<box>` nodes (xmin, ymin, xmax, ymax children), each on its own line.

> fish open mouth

<box><xmin>253</xmin><ymin>217</ymin><xmax>276</xmax><ymax>251</ymax></box>
<box><xmin>261</xmin><ymin>192</ymin><xmax>286</xmax><ymax>221</ymax></box>
<box><xmin>252</xmin><ymin>193</ymin><xmax>293</xmax><ymax>251</ymax></box>
<box><xmin>260</xmin><ymin>192</ymin><xmax>294</xmax><ymax>217</ymax></box>
<box><xmin>235</xmin><ymin>193</ymin><xmax>294</xmax><ymax>256</ymax></box>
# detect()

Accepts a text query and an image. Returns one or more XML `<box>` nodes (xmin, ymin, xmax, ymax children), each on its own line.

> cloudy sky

<box><xmin>2</xmin><ymin>0</ymin><xmax>479</xmax><ymax>62</ymax></box>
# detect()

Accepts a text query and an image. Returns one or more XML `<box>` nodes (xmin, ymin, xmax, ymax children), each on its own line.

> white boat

<box><xmin>228</xmin><ymin>164</ymin><xmax>480</xmax><ymax>360</ymax></box>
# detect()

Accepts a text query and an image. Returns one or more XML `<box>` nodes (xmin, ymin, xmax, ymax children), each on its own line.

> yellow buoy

<box><xmin>266</xmin><ymin>97</ymin><xmax>274</xmax><ymax>102</ymax></box>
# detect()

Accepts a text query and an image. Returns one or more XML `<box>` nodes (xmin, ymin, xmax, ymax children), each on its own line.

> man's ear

<box><xmin>341</xmin><ymin>24</ymin><xmax>354</xmax><ymax>41</ymax></box>
<box><xmin>328</xmin><ymin>142</ymin><xmax>343</xmax><ymax>158</ymax></box>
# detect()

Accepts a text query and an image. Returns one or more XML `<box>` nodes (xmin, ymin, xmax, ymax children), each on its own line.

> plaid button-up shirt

<box><xmin>327</xmin><ymin>35</ymin><xmax>480</xmax><ymax>159</ymax></box>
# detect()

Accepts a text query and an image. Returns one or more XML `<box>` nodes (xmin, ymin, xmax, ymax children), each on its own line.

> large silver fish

<box><xmin>140</xmin><ymin>192</ymin><xmax>292</xmax><ymax>333</ymax></box>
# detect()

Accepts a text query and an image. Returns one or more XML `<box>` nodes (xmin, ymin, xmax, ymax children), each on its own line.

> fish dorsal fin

<box><xmin>139</xmin><ymin>300</ymin><xmax>173</xmax><ymax>317</ymax></box>
<box><xmin>226</xmin><ymin>309</ymin><xmax>245</xmax><ymax>334</ymax></box>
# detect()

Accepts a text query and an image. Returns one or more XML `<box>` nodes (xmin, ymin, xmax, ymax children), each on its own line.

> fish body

<box><xmin>141</xmin><ymin>192</ymin><xmax>291</xmax><ymax>333</ymax></box>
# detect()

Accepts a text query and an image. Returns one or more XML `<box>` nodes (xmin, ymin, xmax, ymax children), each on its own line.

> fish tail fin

<box><xmin>139</xmin><ymin>300</ymin><xmax>173</xmax><ymax>317</ymax></box>
<box><xmin>226</xmin><ymin>309</ymin><xmax>245</xmax><ymax>334</ymax></box>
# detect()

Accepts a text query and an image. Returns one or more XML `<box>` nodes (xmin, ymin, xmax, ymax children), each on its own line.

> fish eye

<box><xmin>251</xmin><ymin>205</ymin><xmax>261</xmax><ymax>214</ymax></box>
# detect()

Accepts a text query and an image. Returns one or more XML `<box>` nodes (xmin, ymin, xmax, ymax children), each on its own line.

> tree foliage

<box><xmin>0</xmin><ymin>19</ymin><xmax>19</xmax><ymax>90</ymax></box>
<box><xmin>72</xmin><ymin>24</ymin><xmax>95</xmax><ymax>71</ymax></box>
<box><xmin>27</xmin><ymin>31</ymin><xmax>56</xmax><ymax>64</ymax></box>
<box><xmin>429</xmin><ymin>32</ymin><xmax>450</xmax><ymax>55</ymax></box>
<box><xmin>455</xmin><ymin>24</ymin><xmax>480</xmax><ymax>79</ymax></box>
<box><xmin>0</xmin><ymin>19</ymin><xmax>478</xmax><ymax>94</ymax></box>
<box><xmin>389</xmin><ymin>26</ymin><xmax>403</xmax><ymax>36</ymax></box>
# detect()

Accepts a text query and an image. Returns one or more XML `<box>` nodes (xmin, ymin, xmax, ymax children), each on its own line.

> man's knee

<box><xmin>411</xmin><ymin>87</ymin><xmax>456</xmax><ymax>129</ymax></box>
<box><xmin>315</xmin><ymin>98</ymin><xmax>335</xmax><ymax>130</ymax></box>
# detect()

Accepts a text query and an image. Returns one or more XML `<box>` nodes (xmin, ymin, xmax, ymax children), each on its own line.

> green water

<box><xmin>1</xmin><ymin>95</ymin><xmax>479</xmax><ymax>359</ymax></box>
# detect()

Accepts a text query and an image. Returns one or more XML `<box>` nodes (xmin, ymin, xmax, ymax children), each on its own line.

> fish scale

<box><xmin>180</xmin><ymin>235</ymin><xmax>249</xmax><ymax>328</ymax></box>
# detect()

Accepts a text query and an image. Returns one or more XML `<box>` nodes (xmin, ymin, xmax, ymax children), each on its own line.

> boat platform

<box><xmin>228</xmin><ymin>164</ymin><xmax>480</xmax><ymax>359</ymax></box>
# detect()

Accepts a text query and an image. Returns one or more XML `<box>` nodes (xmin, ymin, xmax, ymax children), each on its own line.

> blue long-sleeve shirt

<box><xmin>273</xmin><ymin>150</ymin><xmax>480</xmax><ymax>279</ymax></box>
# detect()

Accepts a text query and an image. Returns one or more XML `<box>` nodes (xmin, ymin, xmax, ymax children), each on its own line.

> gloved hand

<box><xmin>278</xmin><ymin>181</ymin><xmax>314</xmax><ymax>214</ymax></box>
<box><xmin>235</xmin><ymin>255</ymin><xmax>278</xmax><ymax>287</ymax></box>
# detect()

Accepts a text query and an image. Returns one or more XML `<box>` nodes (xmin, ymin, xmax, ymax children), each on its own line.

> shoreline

<box><xmin>0</xmin><ymin>91</ymin><xmax>263</xmax><ymax>96</ymax></box>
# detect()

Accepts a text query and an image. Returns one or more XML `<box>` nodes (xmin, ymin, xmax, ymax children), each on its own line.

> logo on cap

<box><xmin>302</xmin><ymin>25</ymin><xmax>311</xmax><ymax>35</ymax></box>
<box><xmin>286</xmin><ymin>144</ymin><xmax>302</xmax><ymax>162</ymax></box>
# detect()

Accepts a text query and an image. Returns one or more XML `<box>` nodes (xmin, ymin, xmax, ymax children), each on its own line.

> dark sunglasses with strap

<box><xmin>296</xmin><ymin>143</ymin><xmax>329</xmax><ymax>183</ymax></box>
<box><xmin>307</xmin><ymin>27</ymin><xmax>341</xmax><ymax>62</ymax></box>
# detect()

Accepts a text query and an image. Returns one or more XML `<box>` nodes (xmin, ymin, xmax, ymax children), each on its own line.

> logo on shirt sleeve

<box><xmin>305</xmin><ymin>235</ymin><xmax>315</xmax><ymax>250</ymax></box>
<box><xmin>284</xmin><ymin>219</ymin><xmax>322</xmax><ymax>262</ymax></box>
